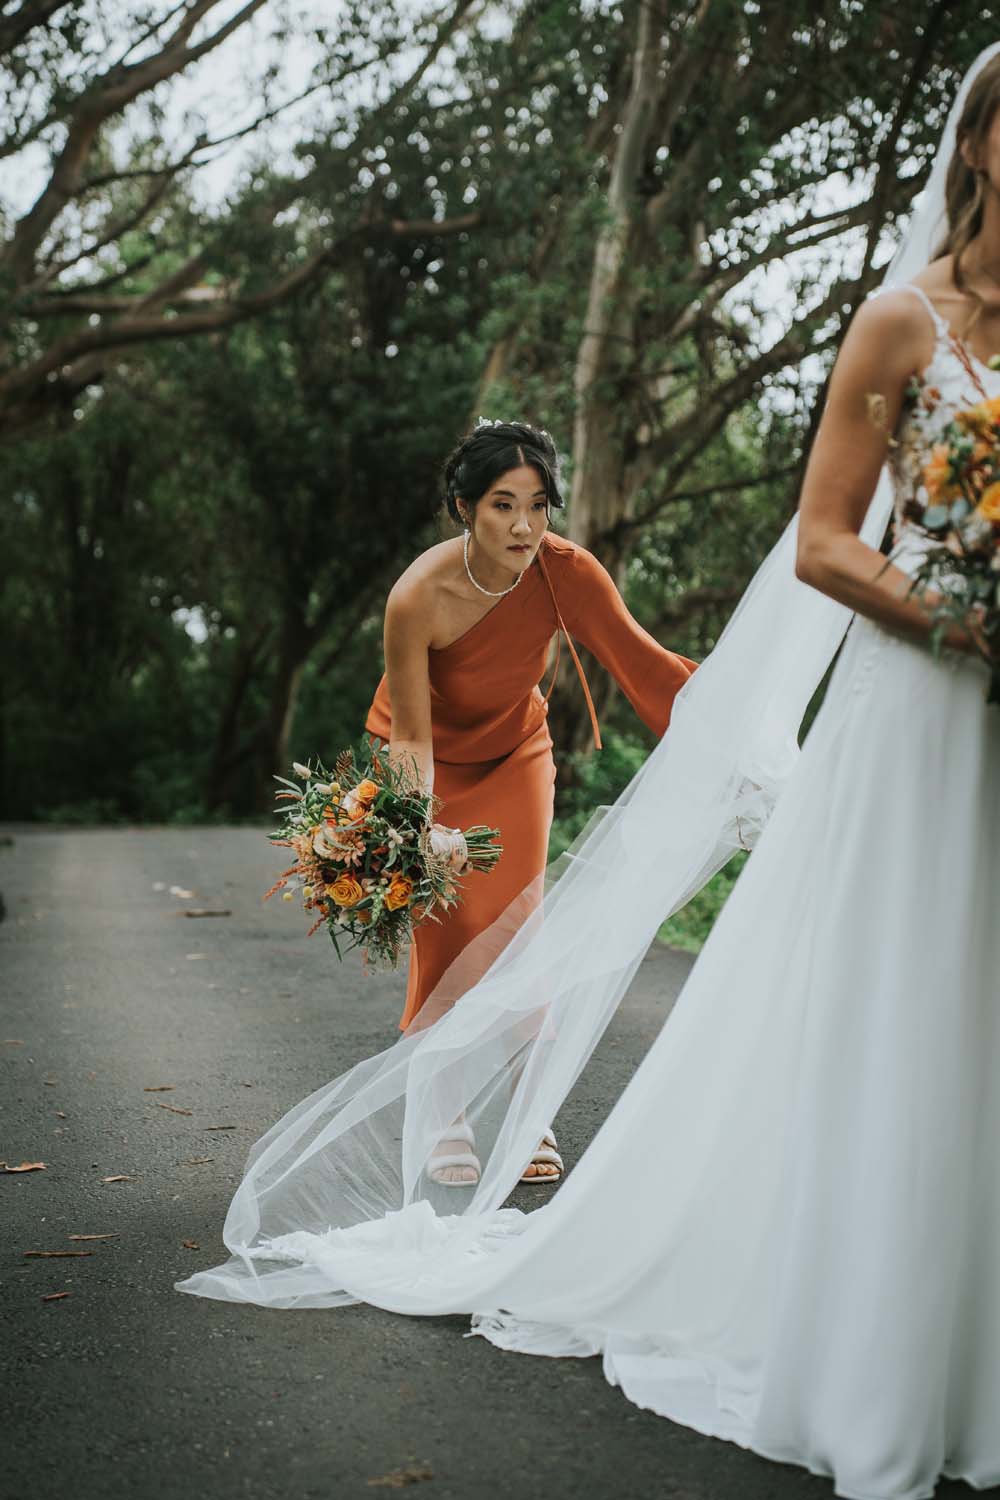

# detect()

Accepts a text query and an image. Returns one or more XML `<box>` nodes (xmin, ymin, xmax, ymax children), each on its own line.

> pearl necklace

<box><xmin>463</xmin><ymin>528</ymin><xmax>524</xmax><ymax>598</ymax></box>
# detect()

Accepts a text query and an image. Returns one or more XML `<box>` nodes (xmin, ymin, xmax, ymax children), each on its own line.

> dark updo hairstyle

<box><xmin>442</xmin><ymin>420</ymin><xmax>565</xmax><ymax>525</ymax></box>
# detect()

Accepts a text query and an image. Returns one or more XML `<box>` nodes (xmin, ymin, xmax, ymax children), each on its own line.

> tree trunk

<box><xmin>569</xmin><ymin>1</ymin><xmax>664</xmax><ymax>566</ymax></box>
<box><xmin>252</xmin><ymin>611</ymin><xmax>317</xmax><ymax>814</ymax></box>
<box><xmin>552</xmin><ymin>1</ymin><xmax>666</xmax><ymax>755</ymax></box>
<box><xmin>204</xmin><ymin>623</ymin><xmax>271</xmax><ymax>812</ymax></box>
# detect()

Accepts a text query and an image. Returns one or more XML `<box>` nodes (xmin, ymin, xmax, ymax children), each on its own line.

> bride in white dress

<box><xmin>177</xmin><ymin>45</ymin><xmax>1000</xmax><ymax>1500</ymax></box>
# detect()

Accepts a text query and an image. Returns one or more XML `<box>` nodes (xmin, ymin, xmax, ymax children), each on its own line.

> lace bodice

<box><xmin>884</xmin><ymin>283</ymin><xmax>1000</xmax><ymax>563</ymax></box>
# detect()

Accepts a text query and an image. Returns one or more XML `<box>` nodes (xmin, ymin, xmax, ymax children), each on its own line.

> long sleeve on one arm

<box><xmin>560</xmin><ymin>545</ymin><xmax>698</xmax><ymax>738</ymax></box>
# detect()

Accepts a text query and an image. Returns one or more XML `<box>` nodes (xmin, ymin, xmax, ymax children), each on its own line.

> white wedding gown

<box><xmin>179</xmin><ymin>286</ymin><xmax>1000</xmax><ymax>1500</ymax></box>
<box><xmin>460</xmin><ymin>291</ymin><xmax>1000</xmax><ymax>1500</ymax></box>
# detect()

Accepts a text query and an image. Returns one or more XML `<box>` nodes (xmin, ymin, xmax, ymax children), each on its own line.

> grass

<box><xmin>656</xmin><ymin>851</ymin><xmax>749</xmax><ymax>953</ymax></box>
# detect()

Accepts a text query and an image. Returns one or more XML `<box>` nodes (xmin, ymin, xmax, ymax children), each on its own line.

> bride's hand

<box><xmin>919</xmin><ymin>591</ymin><xmax>992</xmax><ymax>659</ymax></box>
<box><xmin>947</xmin><ymin>605</ymin><xmax>992</xmax><ymax>660</ymax></box>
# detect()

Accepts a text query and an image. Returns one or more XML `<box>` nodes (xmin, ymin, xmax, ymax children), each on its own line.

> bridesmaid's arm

<box><xmin>562</xmin><ymin>547</ymin><xmax>699</xmax><ymax>737</ymax></box>
<box><xmin>383</xmin><ymin>582</ymin><xmax>435</xmax><ymax>797</ymax></box>
<box><xmin>382</xmin><ymin>580</ymin><xmax>469</xmax><ymax>871</ymax></box>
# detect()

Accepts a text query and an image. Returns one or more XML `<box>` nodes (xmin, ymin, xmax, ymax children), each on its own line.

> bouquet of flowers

<box><xmin>903</xmin><ymin>386</ymin><xmax>1000</xmax><ymax>703</ymax></box>
<box><xmin>263</xmin><ymin>738</ymin><xmax>502</xmax><ymax>968</ymax></box>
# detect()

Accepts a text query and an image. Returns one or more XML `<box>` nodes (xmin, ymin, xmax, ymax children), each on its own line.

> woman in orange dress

<box><xmin>365</xmin><ymin>421</ymin><xmax>697</xmax><ymax>1183</ymax></box>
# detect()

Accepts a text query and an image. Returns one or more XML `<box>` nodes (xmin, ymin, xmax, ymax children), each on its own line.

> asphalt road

<box><xmin>2</xmin><ymin>826</ymin><xmax>993</xmax><ymax>1500</ymax></box>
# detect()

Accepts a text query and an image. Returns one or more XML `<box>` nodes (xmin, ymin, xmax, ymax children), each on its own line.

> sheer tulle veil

<box><xmin>176</xmin><ymin>41</ymin><xmax>1000</xmax><ymax>1312</ymax></box>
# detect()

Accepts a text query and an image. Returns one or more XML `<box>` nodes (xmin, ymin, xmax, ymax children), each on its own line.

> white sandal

<box><xmin>427</xmin><ymin>1121</ymin><xmax>481</xmax><ymax>1187</ymax></box>
<box><xmin>520</xmin><ymin>1128</ymin><xmax>564</xmax><ymax>1184</ymax></box>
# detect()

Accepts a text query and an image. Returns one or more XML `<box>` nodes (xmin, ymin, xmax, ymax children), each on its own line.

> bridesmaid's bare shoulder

<box><xmin>385</xmin><ymin>538</ymin><xmax>464</xmax><ymax>633</ymax></box>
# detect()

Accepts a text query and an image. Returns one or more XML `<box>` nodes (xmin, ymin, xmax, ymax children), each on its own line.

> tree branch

<box><xmin>28</xmin><ymin>170</ymin><xmax>179</xmax><ymax>293</ymax></box>
<box><xmin>623</xmin><ymin>463</ymin><xmax>801</xmax><ymax>535</ymax></box>
<box><xmin>0</xmin><ymin>0</ymin><xmax>71</xmax><ymax>56</ymax></box>
<box><xmin>1</xmin><ymin>212</ymin><xmax>483</xmax><ymax>412</ymax></box>
<box><xmin>648</xmin><ymin>582</ymin><xmax>744</xmax><ymax>634</ymax></box>
<box><xmin>2</xmin><ymin>0</ymin><xmax>268</xmax><ymax>284</ymax></box>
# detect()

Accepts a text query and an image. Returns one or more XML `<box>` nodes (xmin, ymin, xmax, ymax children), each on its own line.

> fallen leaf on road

<box><xmin>169</xmin><ymin>886</ymin><xmax>195</xmax><ymax>899</ymax></box>
<box><xmin>43</xmin><ymin>1078</ymin><xmax>56</xmax><ymax>1086</ymax></box>
<box><xmin>367</xmin><ymin>1466</ymin><xmax>434</xmax><ymax>1488</ymax></box>
<box><xmin>185</xmin><ymin>953</ymin><xmax>207</xmax><ymax>961</ymax></box>
<box><xmin>240</xmin><ymin>1081</ymin><xmax>254</xmax><ymax>1087</ymax></box>
<box><xmin>68</xmin><ymin>1233</ymin><xmax>117</xmax><ymax>1241</ymax></box>
<box><xmin>180</xmin><ymin>1157</ymin><xmax>214</xmax><ymax>1167</ymax></box>
<box><xmin>1</xmin><ymin>1161</ymin><xmax>47</xmax><ymax>1173</ymax></box>
<box><xmin>55</xmin><ymin>1111</ymin><xmax>66</xmax><ymax>1119</ymax></box>
<box><xmin>101</xmin><ymin>1175</ymin><xmax>133</xmax><ymax>1184</ymax></box>
<box><xmin>205</xmin><ymin>1124</ymin><xmax>237</xmax><ymax>1131</ymax></box>
<box><xmin>41</xmin><ymin>1292</ymin><xmax>70</xmax><ymax>1302</ymax></box>
<box><xmin>24</xmin><ymin>1249</ymin><xmax>93</xmax><ymax>1258</ymax></box>
<box><xmin>181</xmin><ymin>1239</ymin><xmax>200</xmax><ymax>1250</ymax></box>
<box><xmin>183</xmin><ymin>909</ymin><xmax>232</xmax><ymax>919</ymax></box>
<box><xmin>155</xmin><ymin>1102</ymin><xmax>193</xmax><ymax>1116</ymax></box>
<box><xmin>143</xmin><ymin>1085</ymin><xmax>175</xmax><ymax>1092</ymax></box>
<box><xmin>1</xmin><ymin>1039</ymin><xmax>24</xmax><ymax>1046</ymax></box>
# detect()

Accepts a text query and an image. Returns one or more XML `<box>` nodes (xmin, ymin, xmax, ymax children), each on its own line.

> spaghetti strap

<box><xmin>896</xmin><ymin>282</ymin><xmax>991</xmax><ymax>397</ymax></box>
<box><xmin>536</xmin><ymin>545</ymin><xmax>603</xmax><ymax>752</ymax></box>
<box><xmin>899</xmin><ymin>282</ymin><xmax>950</xmax><ymax>340</ymax></box>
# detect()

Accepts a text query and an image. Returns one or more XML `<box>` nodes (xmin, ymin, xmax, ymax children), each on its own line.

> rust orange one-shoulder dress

<box><xmin>365</xmin><ymin>531</ymin><xmax>697</xmax><ymax>1031</ymax></box>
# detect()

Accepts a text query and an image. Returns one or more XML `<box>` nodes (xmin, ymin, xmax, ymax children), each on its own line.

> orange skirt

<box><xmin>400</xmin><ymin>721</ymin><xmax>556</xmax><ymax>1031</ymax></box>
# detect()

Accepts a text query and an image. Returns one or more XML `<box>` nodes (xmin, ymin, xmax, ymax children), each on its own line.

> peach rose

<box><xmin>384</xmin><ymin>874</ymin><xmax>414</xmax><ymax>911</ymax></box>
<box><xmin>355</xmin><ymin>778</ymin><xmax>379</xmax><ymax>806</ymax></box>
<box><xmin>339</xmin><ymin>789</ymin><xmax>371</xmax><ymax>823</ymax></box>
<box><xmin>976</xmin><ymin>481</ymin><xmax>1000</xmax><ymax>523</ymax></box>
<box><xmin>327</xmin><ymin>874</ymin><xmax>364</xmax><ymax>908</ymax></box>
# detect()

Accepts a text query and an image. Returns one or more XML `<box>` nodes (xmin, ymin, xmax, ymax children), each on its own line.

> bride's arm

<box><xmin>795</xmin><ymin>290</ymin><xmax>982</xmax><ymax>654</ymax></box>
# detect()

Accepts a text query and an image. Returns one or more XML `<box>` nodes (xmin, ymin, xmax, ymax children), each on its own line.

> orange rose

<box><xmin>384</xmin><ymin>874</ymin><xmax>414</xmax><ymax>911</ymax></box>
<box><xmin>923</xmin><ymin>443</ymin><xmax>953</xmax><ymax>500</ymax></box>
<box><xmin>956</xmin><ymin>401</ymin><xmax>992</xmax><ymax>438</ymax></box>
<box><xmin>976</xmin><ymin>481</ymin><xmax>1000</xmax><ymax>522</ymax></box>
<box><xmin>327</xmin><ymin>874</ymin><xmax>364</xmax><ymax>908</ymax></box>
<box><xmin>355</xmin><ymin>778</ymin><xmax>379</xmax><ymax>806</ymax></box>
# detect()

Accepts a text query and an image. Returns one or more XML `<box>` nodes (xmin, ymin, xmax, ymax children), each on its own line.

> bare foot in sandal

<box><xmin>520</xmin><ymin>1129</ymin><xmax>564</xmax><ymax>1183</ymax></box>
<box><xmin>428</xmin><ymin>1121</ymin><xmax>481</xmax><ymax>1186</ymax></box>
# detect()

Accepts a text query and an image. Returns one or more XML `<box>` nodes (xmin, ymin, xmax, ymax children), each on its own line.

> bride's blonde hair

<box><xmin>936</xmin><ymin>53</ymin><xmax>1000</xmax><ymax>328</ymax></box>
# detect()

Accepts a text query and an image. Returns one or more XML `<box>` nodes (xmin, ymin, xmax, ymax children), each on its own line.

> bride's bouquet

<box><xmin>263</xmin><ymin>740</ymin><xmax>502</xmax><ymax>968</ymax></box>
<box><xmin>905</xmin><ymin>388</ymin><xmax>1000</xmax><ymax>703</ymax></box>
